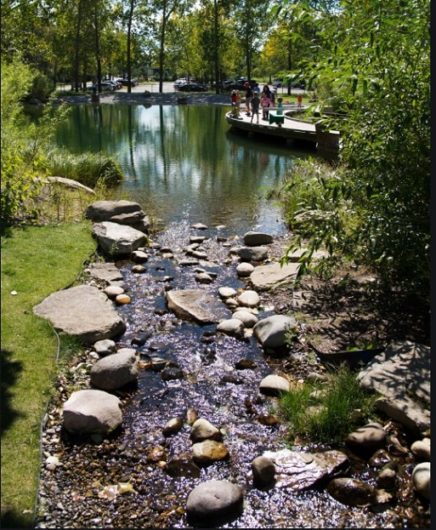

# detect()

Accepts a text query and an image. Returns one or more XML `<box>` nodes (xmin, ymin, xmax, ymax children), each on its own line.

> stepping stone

<box><xmin>237</xmin><ymin>262</ymin><xmax>255</xmax><ymax>277</ymax></box>
<box><xmin>166</xmin><ymin>290</ymin><xmax>229</xmax><ymax>324</ymax></box>
<box><xmin>33</xmin><ymin>285</ymin><xmax>125</xmax><ymax>345</ymax></box>
<box><xmin>218</xmin><ymin>287</ymin><xmax>237</xmax><ymax>299</ymax></box>
<box><xmin>237</xmin><ymin>290</ymin><xmax>260</xmax><ymax>307</ymax></box>
<box><xmin>345</xmin><ymin>423</ymin><xmax>387</xmax><ymax>456</ymax></box>
<box><xmin>93</xmin><ymin>339</ymin><xmax>116</xmax><ymax>356</ymax></box>
<box><xmin>104</xmin><ymin>285</ymin><xmax>124</xmax><ymax>299</ymax></box>
<box><xmin>132</xmin><ymin>250</ymin><xmax>149</xmax><ymax>262</ymax></box>
<box><xmin>92</xmin><ymin>221</ymin><xmax>147</xmax><ymax>257</ymax></box>
<box><xmin>63</xmin><ymin>389</ymin><xmax>122</xmax><ymax>434</ymax></box>
<box><xmin>86</xmin><ymin>200</ymin><xmax>143</xmax><ymax>222</ymax></box>
<box><xmin>87</xmin><ymin>262</ymin><xmax>123</xmax><ymax>284</ymax></box>
<box><xmin>238</xmin><ymin>246</ymin><xmax>268</xmax><ymax>262</ymax></box>
<box><xmin>192</xmin><ymin>440</ymin><xmax>229</xmax><ymax>465</ymax></box>
<box><xmin>90</xmin><ymin>350</ymin><xmax>138</xmax><ymax>390</ymax></box>
<box><xmin>217</xmin><ymin>319</ymin><xmax>244</xmax><ymax>337</ymax></box>
<box><xmin>190</xmin><ymin>418</ymin><xmax>221</xmax><ymax>442</ymax></box>
<box><xmin>232</xmin><ymin>310</ymin><xmax>258</xmax><ymax>328</ymax></box>
<box><xmin>250</xmin><ymin>262</ymin><xmax>300</xmax><ymax>290</ymax></box>
<box><xmin>259</xmin><ymin>374</ymin><xmax>290</xmax><ymax>396</ymax></box>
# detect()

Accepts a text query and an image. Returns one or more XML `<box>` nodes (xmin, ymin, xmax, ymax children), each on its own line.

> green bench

<box><xmin>268</xmin><ymin>110</ymin><xmax>284</xmax><ymax>126</ymax></box>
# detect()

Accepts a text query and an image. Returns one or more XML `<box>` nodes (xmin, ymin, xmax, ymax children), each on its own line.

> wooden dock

<box><xmin>225</xmin><ymin>108</ymin><xmax>340</xmax><ymax>158</ymax></box>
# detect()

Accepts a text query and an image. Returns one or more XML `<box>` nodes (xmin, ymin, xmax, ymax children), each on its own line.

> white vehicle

<box><xmin>174</xmin><ymin>78</ymin><xmax>188</xmax><ymax>88</ymax></box>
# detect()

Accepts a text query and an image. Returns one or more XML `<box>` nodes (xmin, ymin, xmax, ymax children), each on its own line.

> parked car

<box><xmin>92</xmin><ymin>81</ymin><xmax>116</xmax><ymax>92</ymax></box>
<box><xmin>273</xmin><ymin>79</ymin><xmax>282</xmax><ymax>88</ymax></box>
<box><xmin>178</xmin><ymin>82</ymin><xmax>208</xmax><ymax>92</ymax></box>
<box><xmin>115</xmin><ymin>78</ymin><xmax>138</xmax><ymax>87</ymax></box>
<box><xmin>223</xmin><ymin>78</ymin><xmax>257</xmax><ymax>91</ymax></box>
<box><xmin>174</xmin><ymin>78</ymin><xmax>188</xmax><ymax>88</ymax></box>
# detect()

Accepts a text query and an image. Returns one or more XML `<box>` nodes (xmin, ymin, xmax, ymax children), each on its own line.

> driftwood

<box><xmin>45</xmin><ymin>176</ymin><xmax>95</xmax><ymax>195</ymax></box>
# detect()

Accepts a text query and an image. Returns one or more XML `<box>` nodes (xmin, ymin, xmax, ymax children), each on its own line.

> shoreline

<box><xmin>56</xmin><ymin>91</ymin><xmax>233</xmax><ymax>106</ymax></box>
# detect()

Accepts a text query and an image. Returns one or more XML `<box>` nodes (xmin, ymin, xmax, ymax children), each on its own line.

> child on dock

<box><xmin>261</xmin><ymin>92</ymin><xmax>271</xmax><ymax>120</ymax></box>
<box><xmin>251</xmin><ymin>93</ymin><xmax>260</xmax><ymax>123</ymax></box>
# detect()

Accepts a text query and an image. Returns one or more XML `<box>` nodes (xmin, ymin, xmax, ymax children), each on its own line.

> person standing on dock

<box><xmin>251</xmin><ymin>92</ymin><xmax>260</xmax><ymax>123</ymax></box>
<box><xmin>261</xmin><ymin>92</ymin><xmax>271</xmax><ymax>120</ymax></box>
<box><xmin>297</xmin><ymin>94</ymin><xmax>303</xmax><ymax>108</ymax></box>
<box><xmin>244</xmin><ymin>81</ymin><xmax>253</xmax><ymax>116</ymax></box>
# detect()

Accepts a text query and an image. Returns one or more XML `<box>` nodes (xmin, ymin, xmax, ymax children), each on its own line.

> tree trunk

<box><xmin>73</xmin><ymin>0</ymin><xmax>83</xmax><ymax>92</ymax></box>
<box><xmin>94</xmin><ymin>3</ymin><xmax>102</xmax><ymax>92</ymax></box>
<box><xmin>127</xmin><ymin>0</ymin><xmax>135</xmax><ymax>94</ymax></box>
<box><xmin>287</xmin><ymin>33</ymin><xmax>292</xmax><ymax>95</ymax></box>
<box><xmin>213</xmin><ymin>0</ymin><xmax>220</xmax><ymax>94</ymax></box>
<box><xmin>158</xmin><ymin>11</ymin><xmax>166</xmax><ymax>93</ymax></box>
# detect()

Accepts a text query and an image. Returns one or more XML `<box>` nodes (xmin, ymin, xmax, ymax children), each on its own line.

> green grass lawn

<box><xmin>1</xmin><ymin>222</ymin><xmax>96</xmax><ymax>527</ymax></box>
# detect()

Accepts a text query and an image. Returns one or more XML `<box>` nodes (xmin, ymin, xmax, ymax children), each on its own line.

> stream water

<box><xmin>36</xmin><ymin>104</ymin><xmax>429</xmax><ymax>528</ymax></box>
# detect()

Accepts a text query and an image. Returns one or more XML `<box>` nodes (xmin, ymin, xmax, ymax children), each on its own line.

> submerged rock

<box><xmin>327</xmin><ymin>477</ymin><xmax>376</xmax><ymax>506</ymax></box>
<box><xmin>63</xmin><ymin>389</ymin><xmax>122</xmax><ymax>434</ymax></box>
<box><xmin>186</xmin><ymin>480</ymin><xmax>243</xmax><ymax>524</ymax></box>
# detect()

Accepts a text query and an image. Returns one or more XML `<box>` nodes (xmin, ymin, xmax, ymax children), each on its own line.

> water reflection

<box><xmin>56</xmin><ymin>104</ymin><xmax>309</xmax><ymax>233</ymax></box>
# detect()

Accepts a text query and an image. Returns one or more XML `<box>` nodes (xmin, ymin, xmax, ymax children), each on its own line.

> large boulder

<box><xmin>92</xmin><ymin>222</ymin><xmax>147</xmax><ymax>257</ymax></box>
<box><xmin>186</xmin><ymin>480</ymin><xmax>244</xmax><ymax>524</ymax></box>
<box><xmin>243</xmin><ymin>231</ymin><xmax>273</xmax><ymax>246</ymax></box>
<box><xmin>166</xmin><ymin>289</ymin><xmax>229</xmax><ymax>324</ymax></box>
<box><xmin>86</xmin><ymin>200</ymin><xmax>143</xmax><ymax>222</ymax></box>
<box><xmin>250</xmin><ymin>262</ymin><xmax>300</xmax><ymax>290</ymax></box>
<box><xmin>33</xmin><ymin>285</ymin><xmax>125</xmax><ymax>345</ymax></box>
<box><xmin>63</xmin><ymin>389</ymin><xmax>122</xmax><ymax>434</ymax></box>
<box><xmin>357</xmin><ymin>342</ymin><xmax>430</xmax><ymax>433</ymax></box>
<box><xmin>253</xmin><ymin>315</ymin><xmax>298</xmax><ymax>349</ymax></box>
<box><xmin>90</xmin><ymin>350</ymin><xmax>138</xmax><ymax>390</ymax></box>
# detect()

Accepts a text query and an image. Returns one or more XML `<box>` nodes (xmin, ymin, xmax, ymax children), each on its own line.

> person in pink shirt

<box><xmin>260</xmin><ymin>92</ymin><xmax>271</xmax><ymax>120</ymax></box>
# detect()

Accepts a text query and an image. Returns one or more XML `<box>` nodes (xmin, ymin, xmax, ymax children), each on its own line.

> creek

<box><xmin>36</xmin><ymin>104</ymin><xmax>427</xmax><ymax>528</ymax></box>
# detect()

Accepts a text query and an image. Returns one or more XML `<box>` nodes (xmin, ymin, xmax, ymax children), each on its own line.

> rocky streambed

<box><xmin>34</xmin><ymin>202</ymin><xmax>430</xmax><ymax>528</ymax></box>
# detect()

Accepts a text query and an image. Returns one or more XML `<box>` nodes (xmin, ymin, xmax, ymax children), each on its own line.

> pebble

<box><xmin>411</xmin><ymin>438</ymin><xmax>430</xmax><ymax>460</ymax></box>
<box><xmin>131</xmin><ymin>264</ymin><xmax>146</xmax><ymax>273</ymax></box>
<box><xmin>236</xmin><ymin>262</ymin><xmax>255</xmax><ymax>277</ymax></box>
<box><xmin>195</xmin><ymin>272</ymin><xmax>214</xmax><ymax>284</ymax></box>
<box><xmin>45</xmin><ymin>456</ymin><xmax>60</xmax><ymax>470</ymax></box>
<box><xmin>412</xmin><ymin>462</ymin><xmax>430</xmax><ymax>499</ymax></box>
<box><xmin>217</xmin><ymin>319</ymin><xmax>244</xmax><ymax>337</ymax></box>
<box><xmin>104</xmin><ymin>285</ymin><xmax>124</xmax><ymax>299</ymax></box>
<box><xmin>190</xmin><ymin>418</ymin><xmax>221</xmax><ymax>442</ymax></box>
<box><xmin>131</xmin><ymin>250</ymin><xmax>149</xmax><ymax>262</ymax></box>
<box><xmin>115</xmin><ymin>294</ymin><xmax>131</xmax><ymax>304</ymax></box>
<box><xmin>237</xmin><ymin>290</ymin><xmax>260</xmax><ymax>307</ymax></box>
<box><xmin>163</xmin><ymin>417</ymin><xmax>184</xmax><ymax>436</ymax></box>
<box><xmin>93</xmin><ymin>339</ymin><xmax>116</xmax><ymax>356</ymax></box>
<box><xmin>218</xmin><ymin>287</ymin><xmax>237</xmax><ymax>299</ymax></box>
<box><xmin>192</xmin><ymin>440</ymin><xmax>229</xmax><ymax>465</ymax></box>
<box><xmin>232</xmin><ymin>310</ymin><xmax>258</xmax><ymax>328</ymax></box>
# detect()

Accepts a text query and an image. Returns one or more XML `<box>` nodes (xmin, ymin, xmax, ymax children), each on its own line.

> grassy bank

<box><xmin>1</xmin><ymin>223</ymin><xmax>96</xmax><ymax>527</ymax></box>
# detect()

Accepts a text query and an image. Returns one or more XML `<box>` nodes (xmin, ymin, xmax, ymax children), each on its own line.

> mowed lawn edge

<box><xmin>1</xmin><ymin>222</ymin><xmax>96</xmax><ymax>527</ymax></box>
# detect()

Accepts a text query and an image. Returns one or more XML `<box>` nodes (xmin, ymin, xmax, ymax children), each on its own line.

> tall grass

<box><xmin>279</xmin><ymin>364</ymin><xmax>377</xmax><ymax>445</ymax></box>
<box><xmin>46</xmin><ymin>149</ymin><xmax>123</xmax><ymax>188</ymax></box>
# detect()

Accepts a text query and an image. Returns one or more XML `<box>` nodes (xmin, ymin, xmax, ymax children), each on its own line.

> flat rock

<box><xmin>87</xmin><ymin>262</ymin><xmax>123</xmax><ymax>284</ymax></box>
<box><xmin>33</xmin><ymin>285</ymin><xmax>125</xmax><ymax>345</ymax></box>
<box><xmin>191</xmin><ymin>223</ymin><xmax>208</xmax><ymax>230</ymax></box>
<box><xmin>92</xmin><ymin>222</ymin><xmax>147</xmax><ymax>257</ymax></box>
<box><xmin>253</xmin><ymin>315</ymin><xmax>298</xmax><ymax>349</ymax></box>
<box><xmin>250</xmin><ymin>262</ymin><xmax>300</xmax><ymax>290</ymax></box>
<box><xmin>63</xmin><ymin>389</ymin><xmax>122</xmax><ymax>434</ymax></box>
<box><xmin>262</xmin><ymin>449</ymin><xmax>348</xmax><ymax>490</ymax></box>
<box><xmin>186</xmin><ymin>480</ymin><xmax>243</xmax><ymax>523</ymax></box>
<box><xmin>166</xmin><ymin>289</ymin><xmax>229</xmax><ymax>324</ymax></box>
<box><xmin>243</xmin><ymin>231</ymin><xmax>273</xmax><ymax>246</ymax></box>
<box><xmin>238</xmin><ymin>246</ymin><xmax>268</xmax><ymax>262</ymax></box>
<box><xmin>86</xmin><ymin>200</ymin><xmax>143</xmax><ymax>222</ymax></box>
<box><xmin>237</xmin><ymin>290</ymin><xmax>260</xmax><ymax>307</ymax></box>
<box><xmin>195</xmin><ymin>272</ymin><xmax>214</xmax><ymax>284</ymax></box>
<box><xmin>259</xmin><ymin>374</ymin><xmax>290</xmax><ymax>396</ymax></box>
<box><xmin>286</xmin><ymin>247</ymin><xmax>329</xmax><ymax>262</ymax></box>
<box><xmin>357</xmin><ymin>341</ymin><xmax>430</xmax><ymax>432</ymax></box>
<box><xmin>90</xmin><ymin>350</ymin><xmax>138</xmax><ymax>390</ymax></box>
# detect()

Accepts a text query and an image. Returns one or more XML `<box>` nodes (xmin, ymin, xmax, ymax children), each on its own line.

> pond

<box><xmin>55</xmin><ymin>103</ymin><xmax>310</xmax><ymax>232</ymax></box>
